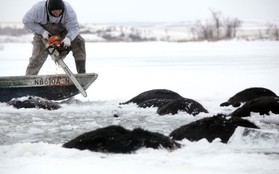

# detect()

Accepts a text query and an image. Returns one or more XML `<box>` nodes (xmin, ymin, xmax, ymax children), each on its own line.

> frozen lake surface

<box><xmin>0</xmin><ymin>41</ymin><xmax>279</xmax><ymax>174</ymax></box>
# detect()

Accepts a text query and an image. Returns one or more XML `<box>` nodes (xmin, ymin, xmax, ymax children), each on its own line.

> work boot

<box><xmin>75</xmin><ymin>60</ymin><xmax>86</xmax><ymax>74</ymax></box>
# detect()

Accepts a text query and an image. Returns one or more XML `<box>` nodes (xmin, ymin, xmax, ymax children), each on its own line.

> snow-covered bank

<box><xmin>1</xmin><ymin>20</ymin><xmax>279</xmax><ymax>43</ymax></box>
<box><xmin>1</xmin><ymin>41</ymin><xmax>279</xmax><ymax>174</ymax></box>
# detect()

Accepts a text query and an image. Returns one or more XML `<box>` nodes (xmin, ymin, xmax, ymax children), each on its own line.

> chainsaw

<box><xmin>46</xmin><ymin>35</ymin><xmax>71</xmax><ymax>61</ymax></box>
<box><xmin>41</xmin><ymin>35</ymin><xmax>87</xmax><ymax>97</ymax></box>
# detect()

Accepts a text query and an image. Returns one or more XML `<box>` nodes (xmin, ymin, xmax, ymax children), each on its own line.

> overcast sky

<box><xmin>1</xmin><ymin>0</ymin><xmax>279</xmax><ymax>23</ymax></box>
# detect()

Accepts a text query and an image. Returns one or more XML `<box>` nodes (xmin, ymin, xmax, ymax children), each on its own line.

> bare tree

<box><xmin>224</xmin><ymin>17</ymin><xmax>242</xmax><ymax>39</ymax></box>
<box><xmin>195</xmin><ymin>20</ymin><xmax>215</xmax><ymax>41</ymax></box>
<box><xmin>266</xmin><ymin>24</ymin><xmax>279</xmax><ymax>40</ymax></box>
<box><xmin>195</xmin><ymin>10</ymin><xmax>241</xmax><ymax>41</ymax></box>
<box><xmin>231</xmin><ymin>18</ymin><xmax>241</xmax><ymax>37</ymax></box>
<box><xmin>210</xmin><ymin>9</ymin><xmax>222</xmax><ymax>40</ymax></box>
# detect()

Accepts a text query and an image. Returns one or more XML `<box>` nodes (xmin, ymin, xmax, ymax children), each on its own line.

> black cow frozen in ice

<box><xmin>7</xmin><ymin>96</ymin><xmax>61</xmax><ymax>110</ymax></box>
<box><xmin>157</xmin><ymin>97</ymin><xmax>209</xmax><ymax>116</ymax></box>
<box><xmin>220</xmin><ymin>87</ymin><xmax>277</xmax><ymax>107</ymax></box>
<box><xmin>63</xmin><ymin>125</ymin><xmax>181</xmax><ymax>153</ymax></box>
<box><xmin>121</xmin><ymin>89</ymin><xmax>182</xmax><ymax>107</ymax></box>
<box><xmin>138</xmin><ymin>98</ymin><xmax>174</xmax><ymax>108</ymax></box>
<box><xmin>169</xmin><ymin>114</ymin><xmax>259</xmax><ymax>143</ymax></box>
<box><xmin>230</xmin><ymin>96</ymin><xmax>279</xmax><ymax>117</ymax></box>
<box><xmin>121</xmin><ymin>89</ymin><xmax>208</xmax><ymax>116</ymax></box>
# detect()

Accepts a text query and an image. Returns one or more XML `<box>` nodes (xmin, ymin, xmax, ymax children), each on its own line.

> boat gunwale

<box><xmin>0</xmin><ymin>73</ymin><xmax>98</xmax><ymax>89</ymax></box>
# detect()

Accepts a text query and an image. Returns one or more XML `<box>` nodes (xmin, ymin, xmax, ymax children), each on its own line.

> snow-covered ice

<box><xmin>0</xmin><ymin>40</ymin><xmax>279</xmax><ymax>174</ymax></box>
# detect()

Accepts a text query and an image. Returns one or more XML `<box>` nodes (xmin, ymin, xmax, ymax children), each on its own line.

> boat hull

<box><xmin>0</xmin><ymin>73</ymin><xmax>98</xmax><ymax>102</ymax></box>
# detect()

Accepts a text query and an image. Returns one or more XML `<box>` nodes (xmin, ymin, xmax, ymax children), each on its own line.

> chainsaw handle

<box><xmin>64</xmin><ymin>46</ymin><xmax>72</xmax><ymax>54</ymax></box>
<box><xmin>60</xmin><ymin>42</ymin><xmax>72</xmax><ymax>54</ymax></box>
<box><xmin>47</xmin><ymin>44</ymin><xmax>72</xmax><ymax>55</ymax></box>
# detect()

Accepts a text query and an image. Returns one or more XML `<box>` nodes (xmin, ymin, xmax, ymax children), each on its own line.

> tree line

<box><xmin>1</xmin><ymin>10</ymin><xmax>278</xmax><ymax>41</ymax></box>
<box><xmin>190</xmin><ymin>10</ymin><xmax>241</xmax><ymax>41</ymax></box>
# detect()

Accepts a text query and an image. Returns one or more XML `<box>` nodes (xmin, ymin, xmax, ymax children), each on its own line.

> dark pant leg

<box><xmin>26</xmin><ymin>34</ymin><xmax>49</xmax><ymax>75</ymax></box>
<box><xmin>71</xmin><ymin>35</ymin><xmax>86</xmax><ymax>73</ymax></box>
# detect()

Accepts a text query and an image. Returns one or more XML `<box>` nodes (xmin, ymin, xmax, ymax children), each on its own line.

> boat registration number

<box><xmin>34</xmin><ymin>77</ymin><xmax>70</xmax><ymax>86</ymax></box>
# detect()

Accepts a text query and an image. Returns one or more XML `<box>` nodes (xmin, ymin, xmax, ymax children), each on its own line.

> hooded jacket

<box><xmin>22</xmin><ymin>0</ymin><xmax>80</xmax><ymax>41</ymax></box>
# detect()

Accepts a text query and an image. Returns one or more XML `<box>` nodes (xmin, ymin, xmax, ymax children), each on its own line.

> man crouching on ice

<box><xmin>23</xmin><ymin>0</ymin><xmax>86</xmax><ymax>75</ymax></box>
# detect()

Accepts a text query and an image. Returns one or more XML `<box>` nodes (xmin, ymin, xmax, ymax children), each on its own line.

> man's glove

<box><xmin>62</xmin><ymin>37</ymin><xmax>71</xmax><ymax>47</ymax></box>
<box><xmin>42</xmin><ymin>31</ymin><xmax>51</xmax><ymax>40</ymax></box>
